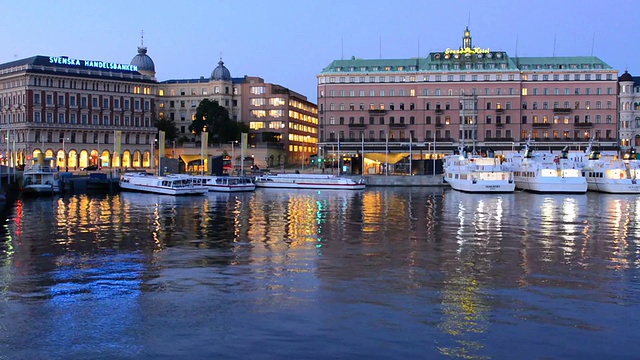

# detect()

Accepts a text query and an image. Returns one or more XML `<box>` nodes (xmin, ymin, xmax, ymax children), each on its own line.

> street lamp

<box><xmin>228</xmin><ymin>140</ymin><xmax>237</xmax><ymax>173</ymax></box>
<box><xmin>62</xmin><ymin>137</ymin><xmax>70</xmax><ymax>171</ymax></box>
<box><xmin>172</xmin><ymin>140</ymin><xmax>176</xmax><ymax>159</ymax></box>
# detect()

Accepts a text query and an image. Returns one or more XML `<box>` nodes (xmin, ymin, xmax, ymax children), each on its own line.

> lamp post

<box><xmin>228</xmin><ymin>140</ymin><xmax>237</xmax><ymax>174</ymax></box>
<box><xmin>172</xmin><ymin>140</ymin><xmax>176</xmax><ymax>159</ymax></box>
<box><xmin>62</xmin><ymin>137</ymin><xmax>69</xmax><ymax>172</ymax></box>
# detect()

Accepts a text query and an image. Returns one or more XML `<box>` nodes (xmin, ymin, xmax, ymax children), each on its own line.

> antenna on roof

<box><xmin>141</xmin><ymin>29</ymin><xmax>144</xmax><ymax>47</ymax></box>
<box><xmin>514</xmin><ymin>34</ymin><xmax>519</xmax><ymax>66</ymax></box>
<box><xmin>467</xmin><ymin>12</ymin><xmax>471</xmax><ymax>27</ymax></box>
<box><xmin>590</xmin><ymin>32</ymin><xmax>595</xmax><ymax>56</ymax></box>
<box><xmin>552</xmin><ymin>33</ymin><xmax>556</xmax><ymax>57</ymax></box>
<box><xmin>379</xmin><ymin>36</ymin><xmax>382</xmax><ymax>59</ymax></box>
<box><xmin>341</xmin><ymin>37</ymin><xmax>344</xmax><ymax>60</ymax></box>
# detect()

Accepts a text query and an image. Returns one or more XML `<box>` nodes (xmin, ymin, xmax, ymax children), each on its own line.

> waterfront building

<box><xmin>618</xmin><ymin>71</ymin><xmax>640</xmax><ymax>151</ymax></box>
<box><xmin>157</xmin><ymin>62</ymin><xmax>318</xmax><ymax>167</ymax></box>
<box><xmin>317</xmin><ymin>28</ymin><xmax>619</xmax><ymax>174</ymax></box>
<box><xmin>0</xmin><ymin>46</ymin><xmax>158</xmax><ymax>171</ymax></box>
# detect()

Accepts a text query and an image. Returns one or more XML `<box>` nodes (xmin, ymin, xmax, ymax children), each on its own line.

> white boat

<box><xmin>577</xmin><ymin>141</ymin><xmax>640</xmax><ymax>194</ymax></box>
<box><xmin>254</xmin><ymin>173</ymin><xmax>366</xmax><ymax>190</ymax></box>
<box><xmin>191</xmin><ymin>175</ymin><xmax>255</xmax><ymax>192</ymax></box>
<box><xmin>504</xmin><ymin>137</ymin><xmax>587</xmax><ymax>193</ymax></box>
<box><xmin>443</xmin><ymin>145</ymin><xmax>515</xmax><ymax>193</ymax></box>
<box><xmin>21</xmin><ymin>154</ymin><xmax>62</xmax><ymax>195</ymax></box>
<box><xmin>119</xmin><ymin>172</ymin><xmax>207</xmax><ymax>195</ymax></box>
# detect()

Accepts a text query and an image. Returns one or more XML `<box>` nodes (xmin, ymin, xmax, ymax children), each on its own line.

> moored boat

<box><xmin>578</xmin><ymin>142</ymin><xmax>640</xmax><ymax>194</ymax></box>
<box><xmin>119</xmin><ymin>172</ymin><xmax>207</xmax><ymax>195</ymax></box>
<box><xmin>21</xmin><ymin>154</ymin><xmax>62</xmax><ymax>195</ymax></box>
<box><xmin>443</xmin><ymin>145</ymin><xmax>515</xmax><ymax>193</ymax></box>
<box><xmin>504</xmin><ymin>137</ymin><xmax>587</xmax><ymax>193</ymax></box>
<box><xmin>191</xmin><ymin>175</ymin><xmax>255</xmax><ymax>192</ymax></box>
<box><xmin>254</xmin><ymin>173</ymin><xmax>365</xmax><ymax>190</ymax></box>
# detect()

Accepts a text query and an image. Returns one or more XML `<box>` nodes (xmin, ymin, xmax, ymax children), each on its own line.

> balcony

<box><xmin>389</xmin><ymin>122</ymin><xmax>407</xmax><ymax>128</ymax></box>
<box><xmin>574</xmin><ymin>122</ymin><xmax>593</xmax><ymax>127</ymax></box>
<box><xmin>368</xmin><ymin>109</ymin><xmax>386</xmax><ymax>114</ymax></box>
<box><xmin>532</xmin><ymin>122</ymin><xmax>551</xmax><ymax>127</ymax></box>
<box><xmin>495</xmin><ymin>121</ymin><xmax>504</xmax><ymax>127</ymax></box>
<box><xmin>495</xmin><ymin>108</ymin><xmax>505</xmax><ymax>114</ymax></box>
<box><xmin>348</xmin><ymin>123</ymin><xmax>367</xmax><ymax>128</ymax></box>
<box><xmin>553</xmin><ymin>108</ymin><xmax>572</xmax><ymax>114</ymax></box>
<box><xmin>435</xmin><ymin>109</ymin><xmax>444</xmax><ymax>114</ymax></box>
<box><xmin>435</xmin><ymin>121</ymin><xmax>443</xmax><ymax>127</ymax></box>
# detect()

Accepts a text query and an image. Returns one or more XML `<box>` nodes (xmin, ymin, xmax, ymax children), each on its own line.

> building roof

<box><xmin>211</xmin><ymin>59</ymin><xmax>232</xmax><ymax>81</ymax></box>
<box><xmin>160</xmin><ymin>77</ymin><xmax>245</xmax><ymax>85</ymax></box>
<box><xmin>319</xmin><ymin>54</ymin><xmax>613</xmax><ymax>74</ymax></box>
<box><xmin>0</xmin><ymin>55</ymin><xmax>155</xmax><ymax>83</ymax></box>
<box><xmin>130</xmin><ymin>46</ymin><xmax>155</xmax><ymax>73</ymax></box>
<box><xmin>619</xmin><ymin>70</ymin><xmax>633</xmax><ymax>82</ymax></box>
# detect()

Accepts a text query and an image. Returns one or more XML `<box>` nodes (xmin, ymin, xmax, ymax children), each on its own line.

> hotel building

<box><xmin>0</xmin><ymin>45</ymin><xmax>158</xmax><ymax>170</ymax></box>
<box><xmin>157</xmin><ymin>61</ymin><xmax>318</xmax><ymax>167</ymax></box>
<box><xmin>317</xmin><ymin>28</ymin><xmax>619</xmax><ymax>174</ymax></box>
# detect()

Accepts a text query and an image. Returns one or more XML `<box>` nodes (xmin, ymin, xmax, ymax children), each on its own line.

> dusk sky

<box><xmin>5</xmin><ymin>0</ymin><xmax>638</xmax><ymax>100</ymax></box>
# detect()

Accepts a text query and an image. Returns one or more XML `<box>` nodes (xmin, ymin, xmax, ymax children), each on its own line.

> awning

<box><xmin>180</xmin><ymin>154</ymin><xmax>203</xmax><ymax>164</ymax></box>
<box><xmin>364</xmin><ymin>153</ymin><xmax>406</xmax><ymax>164</ymax></box>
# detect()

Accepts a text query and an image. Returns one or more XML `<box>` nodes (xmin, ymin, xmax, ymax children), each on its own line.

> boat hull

<box><xmin>119</xmin><ymin>182</ymin><xmax>206</xmax><ymax>195</ymax></box>
<box><xmin>587</xmin><ymin>180</ymin><xmax>640</xmax><ymax>194</ymax></box>
<box><xmin>448</xmin><ymin>179</ymin><xmax>515</xmax><ymax>193</ymax></box>
<box><xmin>515</xmin><ymin>176</ymin><xmax>587</xmax><ymax>193</ymax></box>
<box><xmin>255</xmin><ymin>182</ymin><xmax>366</xmax><ymax>190</ymax></box>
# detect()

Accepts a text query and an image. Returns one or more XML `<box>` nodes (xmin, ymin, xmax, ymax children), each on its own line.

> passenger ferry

<box><xmin>443</xmin><ymin>145</ymin><xmax>515</xmax><ymax>193</ymax></box>
<box><xmin>21</xmin><ymin>154</ymin><xmax>62</xmax><ymax>195</ymax></box>
<box><xmin>504</xmin><ymin>138</ymin><xmax>587</xmax><ymax>193</ymax></box>
<box><xmin>119</xmin><ymin>172</ymin><xmax>207</xmax><ymax>195</ymax></box>
<box><xmin>191</xmin><ymin>175</ymin><xmax>255</xmax><ymax>192</ymax></box>
<box><xmin>578</xmin><ymin>142</ymin><xmax>640</xmax><ymax>194</ymax></box>
<box><xmin>254</xmin><ymin>173</ymin><xmax>366</xmax><ymax>190</ymax></box>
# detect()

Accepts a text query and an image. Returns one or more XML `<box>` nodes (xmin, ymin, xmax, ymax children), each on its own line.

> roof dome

<box><xmin>211</xmin><ymin>59</ymin><xmax>231</xmax><ymax>81</ymax></box>
<box><xmin>130</xmin><ymin>46</ymin><xmax>155</xmax><ymax>73</ymax></box>
<box><xmin>619</xmin><ymin>70</ymin><xmax>633</xmax><ymax>82</ymax></box>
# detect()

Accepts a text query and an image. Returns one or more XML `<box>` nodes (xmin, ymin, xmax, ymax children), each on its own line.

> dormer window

<box><xmin>385</xmin><ymin>66</ymin><xmax>391</xmax><ymax>71</ymax></box>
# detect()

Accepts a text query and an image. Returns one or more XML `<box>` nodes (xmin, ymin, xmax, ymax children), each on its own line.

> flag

<box><xmin>159</xmin><ymin>130</ymin><xmax>166</xmax><ymax>159</ymax></box>
<box><xmin>114</xmin><ymin>130</ymin><xmax>122</xmax><ymax>167</ymax></box>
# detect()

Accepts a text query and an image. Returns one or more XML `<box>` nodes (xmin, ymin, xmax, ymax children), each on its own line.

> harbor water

<box><xmin>0</xmin><ymin>188</ymin><xmax>639</xmax><ymax>359</ymax></box>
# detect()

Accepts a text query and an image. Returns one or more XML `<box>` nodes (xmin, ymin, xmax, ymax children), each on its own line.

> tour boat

<box><xmin>504</xmin><ymin>138</ymin><xmax>587</xmax><ymax>193</ymax></box>
<box><xmin>578</xmin><ymin>141</ymin><xmax>640</xmax><ymax>194</ymax></box>
<box><xmin>254</xmin><ymin>173</ymin><xmax>366</xmax><ymax>190</ymax></box>
<box><xmin>443</xmin><ymin>145</ymin><xmax>515</xmax><ymax>193</ymax></box>
<box><xmin>191</xmin><ymin>175</ymin><xmax>255</xmax><ymax>192</ymax></box>
<box><xmin>21</xmin><ymin>154</ymin><xmax>62</xmax><ymax>195</ymax></box>
<box><xmin>119</xmin><ymin>172</ymin><xmax>207</xmax><ymax>195</ymax></box>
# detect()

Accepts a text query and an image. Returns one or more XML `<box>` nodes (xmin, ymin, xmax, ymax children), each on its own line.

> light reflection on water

<box><xmin>0</xmin><ymin>189</ymin><xmax>639</xmax><ymax>359</ymax></box>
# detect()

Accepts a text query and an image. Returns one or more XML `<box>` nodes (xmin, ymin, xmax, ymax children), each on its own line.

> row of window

<box><xmin>32</xmin><ymin>131</ymin><xmax>154</xmax><ymax>146</ymax></box>
<box><xmin>158</xmin><ymin>86</ymin><xmax>236</xmax><ymax>97</ymax></box>
<box><xmin>31</xmin><ymin>93</ymin><xmax>150</xmax><ymax>111</ymax></box>
<box><xmin>323</xmin><ymin>129</ymin><xmax>613</xmax><ymax>142</ymax></box>
<box><xmin>27</xmin><ymin>112</ymin><xmax>151</xmax><ymax>127</ymax></box>
<box><xmin>321</xmin><ymin>86</ymin><xmax>615</xmax><ymax>98</ymax></box>
<box><xmin>332</xmin><ymin>63</ymin><xmax>606</xmax><ymax>73</ymax></box>
<box><xmin>325</xmin><ymin>114</ymin><xmax>614</xmax><ymax>126</ymax></box>
<box><xmin>159</xmin><ymin>98</ymin><xmax>235</xmax><ymax>109</ymax></box>
<box><xmin>322</xmin><ymin>100</ymin><xmax>615</xmax><ymax>112</ymax></box>
<box><xmin>30</xmin><ymin>77</ymin><xmax>150</xmax><ymax>94</ymax></box>
<box><xmin>321</xmin><ymin>73</ymin><xmax>614</xmax><ymax>84</ymax></box>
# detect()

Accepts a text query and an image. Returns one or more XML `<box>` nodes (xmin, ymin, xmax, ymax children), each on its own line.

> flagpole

<box><xmin>385</xmin><ymin>131</ymin><xmax>389</xmax><ymax>176</ymax></box>
<box><xmin>433</xmin><ymin>130</ymin><xmax>436</xmax><ymax>175</ymax></box>
<box><xmin>337</xmin><ymin>136</ymin><xmax>341</xmax><ymax>175</ymax></box>
<box><xmin>361</xmin><ymin>132</ymin><xmax>365</xmax><ymax>175</ymax></box>
<box><xmin>409</xmin><ymin>136</ymin><xmax>412</xmax><ymax>176</ymax></box>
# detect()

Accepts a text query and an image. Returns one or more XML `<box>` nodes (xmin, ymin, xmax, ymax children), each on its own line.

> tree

<box><xmin>154</xmin><ymin>117</ymin><xmax>179</xmax><ymax>141</ymax></box>
<box><xmin>188</xmin><ymin>99</ymin><xmax>248</xmax><ymax>144</ymax></box>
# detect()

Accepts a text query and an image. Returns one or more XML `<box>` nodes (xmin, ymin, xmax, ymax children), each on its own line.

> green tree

<box><xmin>188</xmin><ymin>99</ymin><xmax>247</xmax><ymax>144</ymax></box>
<box><xmin>154</xmin><ymin>117</ymin><xmax>179</xmax><ymax>141</ymax></box>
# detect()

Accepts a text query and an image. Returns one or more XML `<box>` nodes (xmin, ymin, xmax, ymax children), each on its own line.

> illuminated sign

<box><xmin>444</xmin><ymin>47</ymin><xmax>490</xmax><ymax>55</ymax></box>
<box><xmin>48</xmin><ymin>56</ymin><xmax>138</xmax><ymax>72</ymax></box>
